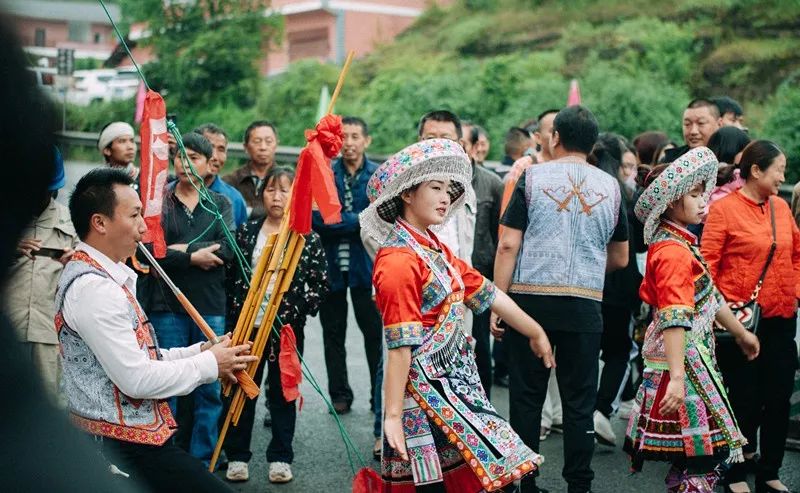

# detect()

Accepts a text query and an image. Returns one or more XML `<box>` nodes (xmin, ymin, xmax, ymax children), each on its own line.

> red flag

<box><xmin>139</xmin><ymin>90</ymin><xmax>169</xmax><ymax>257</ymax></box>
<box><xmin>288</xmin><ymin>114</ymin><xmax>343</xmax><ymax>234</ymax></box>
<box><xmin>279</xmin><ymin>324</ymin><xmax>303</xmax><ymax>409</ymax></box>
<box><xmin>567</xmin><ymin>79</ymin><xmax>581</xmax><ymax>106</ymax></box>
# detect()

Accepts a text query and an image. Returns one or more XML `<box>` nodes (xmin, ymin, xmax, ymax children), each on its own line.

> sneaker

<box><xmin>539</xmin><ymin>426</ymin><xmax>551</xmax><ymax>441</ymax></box>
<box><xmin>617</xmin><ymin>399</ymin><xmax>635</xmax><ymax>420</ymax></box>
<box><xmin>269</xmin><ymin>461</ymin><xmax>293</xmax><ymax>483</ymax></box>
<box><xmin>593</xmin><ymin>410</ymin><xmax>617</xmax><ymax>447</ymax></box>
<box><xmin>225</xmin><ymin>461</ymin><xmax>249</xmax><ymax>482</ymax></box>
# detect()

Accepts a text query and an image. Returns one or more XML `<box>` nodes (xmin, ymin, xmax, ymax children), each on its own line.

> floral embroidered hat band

<box><xmin>359</xmin><ymin>138</ymin><xmax>473</xmax><ymax>243</ymax></box>
<box><xmin>634</xmin><ymin>146</ymin><xmax>718</xmax><ymax>244</ymax></box>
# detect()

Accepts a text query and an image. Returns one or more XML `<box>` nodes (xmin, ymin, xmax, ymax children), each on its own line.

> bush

<box><xmin>64</xmin><ymin>98</ymin><xmax>136</xmax><ymax>133</ymax></box>
<box><xmin>581</xmin><ymin>62</ymin><xmax>689</xmax><ymax>141</ymax></box>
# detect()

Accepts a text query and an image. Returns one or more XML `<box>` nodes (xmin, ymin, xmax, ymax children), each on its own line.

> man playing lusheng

<box><xmin>58</xmin><ymin>167</ymin><xmax>255</xmax><ymax>492</ymax></box>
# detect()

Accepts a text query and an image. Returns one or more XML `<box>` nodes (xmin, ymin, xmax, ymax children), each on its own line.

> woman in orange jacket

<box><xmin>700</xmin><ymin>140</ymin><xmax>800</xmax><ymax>493</ymax></box>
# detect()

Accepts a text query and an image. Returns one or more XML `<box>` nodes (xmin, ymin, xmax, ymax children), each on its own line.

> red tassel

<box><xmin>352</xmin><ymin>467</ymin><xmax>382</xmax><ymax>493</ymax></box>
<box><xmin>138</xmin><ymin>90</ymin><xmax>169</xmax><ymax>257</ymax></box>
<box><xmin>289</xmin><ymin>114</ymin><xmax>343</xmax><ymax>234</ymax></box>
<box><xmin>278</xmin><ymin>324</ymin><xmax>302</xmax><ymax>404</ymax></box>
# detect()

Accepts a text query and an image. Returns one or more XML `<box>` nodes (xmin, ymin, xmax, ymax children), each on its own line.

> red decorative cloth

<box><xmin>353</xmin><ymin>467</ymin><xmax>382</xmax><ymax>493</ymax></box>
<box><xmin>289</xmin><ymin>114</ymin><xmax>343</xmax><ymax>234</ymax></box>
<box><xmin>279</xmin><ymin>324</ymin><xmax>303</xmax><ymax>409</ymax></box>
<box><xmin>138</xmin><ymin>90</ymin><xmax>170</xmax><ymax>257</ymax></box>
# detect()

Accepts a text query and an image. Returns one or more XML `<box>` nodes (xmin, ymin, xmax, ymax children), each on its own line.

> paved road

<box><xmin>62</xmin><ymin>162</ymin><xmax>800</xmax><ymax>492</ymax></box>
<box><xmin>213</xmin><ymin>304</ymin><xmax>800</xmax><ymax>493</ymax></box>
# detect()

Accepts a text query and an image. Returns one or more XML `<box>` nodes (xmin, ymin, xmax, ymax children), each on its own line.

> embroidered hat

<box><xmin>359</xmin><ymin>138</ymin><xmax>473</xmax><ymax>243</ymax></box>
<box><xmin>635</xmin><ymin>146</ymin><xmax>718</xmax><ymax>244</ymax></box>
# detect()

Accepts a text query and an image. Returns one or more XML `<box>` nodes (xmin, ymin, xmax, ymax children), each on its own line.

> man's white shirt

<box><xmin>62</xmin><ymin>242</ymin><xmax>218</xmax><ymax>400</ymax></box>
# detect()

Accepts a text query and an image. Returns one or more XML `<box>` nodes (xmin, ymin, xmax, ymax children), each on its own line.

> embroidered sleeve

<box><xmin>465</xmin><ymin>278</ymin><xmax>496</xmax><ymax>314</ymax></box>
<box><xmin>651</xmin><ymin>244</ymin><xmax>696</xmax><ymax>331</ymax></box>
<box><xmin>447</xmin><ymin>249</ymin><xmax>496</xmax><ymax>314</ymax></box>
<box><xmin>374</xmin><ymin>248</ymin><xmax>425</xmax><ymax>349</ymax></box>
<box><xmin>655</xmin><ymin>304</ymin><xmax>694</xmax><ymax>331</ymax></box>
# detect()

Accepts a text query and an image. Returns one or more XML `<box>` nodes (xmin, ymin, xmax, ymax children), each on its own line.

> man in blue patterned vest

<box><xmin>493</xmin><ymin>106</ymin><xmax>630</xmax><ymax>493</ymax></box>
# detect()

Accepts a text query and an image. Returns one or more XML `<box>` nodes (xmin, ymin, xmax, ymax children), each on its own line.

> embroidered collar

<box><xmin>660</xmin><ymin>219</ymin><xmax>698</xmax><ymax>245</ymax></box>
<box><xmin>397</xmin><ymin>219</ymin><xmax>441</xmax><ymax>252</ymax></box>
<box><xmin>395</xmin><ymin>220</ymin><xmax>464</xmax><ymax>292</ymax></box>
<box><xmin>75</xmin><ymin>242</ymin><xmax>137</xmax><ymax>289</ymax></box>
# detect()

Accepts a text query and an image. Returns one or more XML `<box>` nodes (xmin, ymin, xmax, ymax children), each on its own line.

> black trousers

<box><xmin>596</xmin><ymin>303</ymin><xmax>634</xmax><ymax>417</ymax></box>
<box><xmin>98</xmin><ymin>436</ymin><xmax>232</xmax><ymax>493</ymax></box>
<box><xmin>319</xmin><ymin>284</ymin><xmax>382</xmax><ymax>405</ymax></box>
<box><xmin>473</xmin><ymin>308</ymin><xmax>493</xmax><ymax>398</ymax></box>
<box><xmin>508</xmin><ymin>294</ymin><xmax>602</xmax><ymax>493</ymax></box>
<box><xmin>493</xmin><ymin>338</ymin><xmax>508</xmax><ymax>379</ymax></box>
<box><xmin>717</xmin><ymin>316</ymin><xmax>798</xmax><ymax>483</ymax></box>
<box><xmin>223</xmin><ymin>326</ymin><xmax>305</xmax><ymax>464</ymax></box>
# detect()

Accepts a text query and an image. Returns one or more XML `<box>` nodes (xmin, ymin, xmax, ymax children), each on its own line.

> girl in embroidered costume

<box><xmin>625</xmin><ymin>147</ymin><xmax>760</xmax><ymax>492</ymax></box>
<box><xmin>359</xmin><ymin>139</ymin><xmax>555</xmax><ymax>493</ymax></box>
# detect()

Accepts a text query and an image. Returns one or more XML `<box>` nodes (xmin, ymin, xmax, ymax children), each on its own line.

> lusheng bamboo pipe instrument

<box><xmin>208</xmin><ymin>230</ymin><xmax>305</xmax><ymax>472</ymax></box>
<box><xmin>208</xmin><ymin>49</ymin><xmax>355</xmax><ymax>473</ymax></box>
<box><xmin>137</xmin><ymin>242</ymin><xmax>259</xmax><ymax>398</ymax></box>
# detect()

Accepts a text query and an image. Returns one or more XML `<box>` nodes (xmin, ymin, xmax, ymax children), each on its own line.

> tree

<box><xmin>118</xmin><ymin>0</ymin><xmax>282</xmax><ymax>109</ymax></box>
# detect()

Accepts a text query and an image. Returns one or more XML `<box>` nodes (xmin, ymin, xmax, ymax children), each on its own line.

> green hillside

<box><xmin>68</xmin><ymin>0</ymin><xmax>800</xmax><ymax>177</ymax></box>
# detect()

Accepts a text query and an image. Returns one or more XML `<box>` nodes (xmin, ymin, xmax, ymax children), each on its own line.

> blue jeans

<box><xmin>150</xmin><ymin>312</ymin><xmax>225</xmax><ymax>465</ymax></box>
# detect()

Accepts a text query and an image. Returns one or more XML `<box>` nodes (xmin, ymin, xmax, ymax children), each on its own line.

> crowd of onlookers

<box><xmin>6</xmin><ymin>93</ymin><xmax>798</xmax><ymax>492</ymax></box>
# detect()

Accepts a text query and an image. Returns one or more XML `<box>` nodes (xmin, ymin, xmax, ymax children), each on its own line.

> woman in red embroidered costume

<box><xmin>625</xmin><ymin>147</ymin><xmax>760</xmax><ymax>493</ymax></box>
<box><xmin>360</xmin><ymin>139</ymin><xmax>555</xmax><ymax>492</ymax></box>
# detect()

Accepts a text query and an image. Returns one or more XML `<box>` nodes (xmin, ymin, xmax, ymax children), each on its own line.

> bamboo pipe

<box><xmin>245</xmin><ymin>233</ymin><xmax>300</xmax><ymax>376</ymax></box>
<box><xmin>233</xmin><ymin>233</ymin><xmax>306</xmax><ymax>424</ymax></box>
<box><xmin>327</xmin><ymin>51</ymin><xmax>354</xmax><ymax>115</ymax></box>
<box><xmin>223</xmin><ymin>232</ymin><xmax>279</xmax><ymax>396</ymax></box>
<box><xmin>230</xmin><ymin>232</ymin><xmax>276</xmax><ymax>346</ymax></box>
<box><xmin>211</xmin><ymin>49</ymin><xmax>356</xmax><ymax>473</ymax></box>
<box><xmin>136</xmin><ymin>243</ymin><xmax>260</xmax><ymax>399</ymax></box>
<box><xmin>210</xmin><ymin>233</ymin><xmax>307</xmax><ymax>472</ymax></box>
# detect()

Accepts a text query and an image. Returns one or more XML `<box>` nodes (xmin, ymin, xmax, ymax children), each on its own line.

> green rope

<box><xmin>267</xmin><ymin>326</ymin><xmax>369</xmax><ymax>475</ymax></box>
<box><xmin>97</xmin><ymin>0</ymin><xmax>150</xmax><ymax>90</ymax></box>
<box><xmin>98</xmin><ymin>0</ymin><xmax>371</xmax><ymax>475</ymax></box>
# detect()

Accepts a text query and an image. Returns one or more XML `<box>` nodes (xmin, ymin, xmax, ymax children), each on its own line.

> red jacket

<box><xmin>701</xmin><ymin>190</ymin><xmax>800</xmax><ymax>318</ymax></box>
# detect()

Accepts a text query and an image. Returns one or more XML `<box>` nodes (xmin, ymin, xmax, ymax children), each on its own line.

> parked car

<box><xmin>68</xmin><ymin>69</ymin><xmax>117</xmax><ymax>106</ymax></box>
<box><xmin>107</xmin><ymin>67</ymin><xmax>141</xmax><ymax>101</ymax></box>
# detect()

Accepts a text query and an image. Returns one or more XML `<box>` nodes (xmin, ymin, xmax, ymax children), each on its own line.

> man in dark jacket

<box><xmin>312</xmin><ymin>116</ymin><xmax>382</xmax><ymax>414</ymax></box>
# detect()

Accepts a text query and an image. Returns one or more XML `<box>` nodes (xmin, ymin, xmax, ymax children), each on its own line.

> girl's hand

<box><xmin>529</xmin><ymin>333</ymin><xmax>555</xmax><ymax>369</ymax></box>
<box><xmin>735</xmin><ymin>331</ymin><xmax>760</xmax><ymax>361</ymax></box>
<box><xmin>658</xmin><ymin>377</ymin><xmax>685</xmax><ymax>416</ymax></box>
<box><xmin>384</xmin><ymin>416</ymin><xmax>408</xmax><ymax>460</ymax></box>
